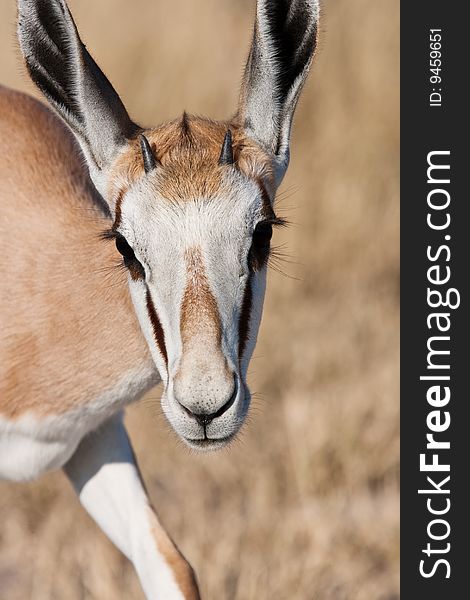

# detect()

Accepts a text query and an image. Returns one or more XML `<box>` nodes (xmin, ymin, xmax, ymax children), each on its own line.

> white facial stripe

<box><xmin>128</xmin><ymin>280</ymin><xmax>171</xmax><ymax>383</ymax></box>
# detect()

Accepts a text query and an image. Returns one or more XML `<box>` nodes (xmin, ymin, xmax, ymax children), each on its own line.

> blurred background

<box><xmin>0</xmin><ymin>1</ymin><xmax>399</xmax><ymax>598</ymax></box>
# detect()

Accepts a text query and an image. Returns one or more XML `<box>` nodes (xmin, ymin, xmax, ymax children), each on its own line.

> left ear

<box><xmin>237</xmin><ymin>0</ymin><xmax>319</xmax><ymax>185</ymax></box>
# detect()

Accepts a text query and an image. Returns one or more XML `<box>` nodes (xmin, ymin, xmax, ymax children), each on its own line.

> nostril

<box><xmin>194</xmin><ymin>413</ymin><xmax>214</xmax><ymax>428</ymax></box>
<box><xmin>176</xmin><ymin>376</ymin><xmax>238</xmax><ymax>426</ymax></box>
<box><xmin>211</xmin><ymin>381</ymin><xmax>238</xmax><ymax>418</ymax></box>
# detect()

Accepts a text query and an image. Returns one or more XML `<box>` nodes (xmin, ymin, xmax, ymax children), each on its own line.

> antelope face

<box><xmin>18</xmin><ymin>0</ymin><xmax>318</xmax><ymax>450</ymax></box>
<box><xmin>108</xmin><ymin>119</ymin><xmax>281</xmax><ymax>449</ymax></box>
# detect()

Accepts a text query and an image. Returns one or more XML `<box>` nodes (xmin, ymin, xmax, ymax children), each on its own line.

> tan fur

<box><xmin>108</xmin><ymin>114</ymin><xmax>275</xmax><ymax>205</ymax></box>
<box><xmin>0</xmin><ymin>86</ymin><xmax>152</xmax><ymax>418</ymax></box>
<box><xmin>180</xmin><ymin>246</ymin><xmax>221</xmax><ymax>347</ymax></box>
<box><xmin>173</xmin><ymin>246</ymin><xmax>232</xmax><ymax>394</ymax></box>
<box><xmin>0</xmin><ymin>90</ymin><xmax>271</xmax><ymax>420</ymax></box>
<box><xmin>148</xmin><ymin>507</ymin><xmax>200</xmax><ymax>600</ymax></box>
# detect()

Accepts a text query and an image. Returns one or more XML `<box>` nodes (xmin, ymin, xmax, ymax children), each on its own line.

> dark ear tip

<box><xmin>139</xmin><ymin>134</ymin><xmax>158</xmax><ymax>173</ymax></box>
<box><xmin>219</xmin><ymin>129</ymin><xmax>234</xmax><ymax>165</ymax></box>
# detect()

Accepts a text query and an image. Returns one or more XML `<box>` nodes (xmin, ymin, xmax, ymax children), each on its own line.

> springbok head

<box><xmin>17</xmin><ymin>0</ymin><xmax>319</xmax><ymax>450</ymax></box>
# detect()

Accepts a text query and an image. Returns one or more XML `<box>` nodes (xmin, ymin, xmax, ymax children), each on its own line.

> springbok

<box><xmin>0</xmin><ymin>0</ymin><xmax>319</xmax><ymax>597</ymax></box>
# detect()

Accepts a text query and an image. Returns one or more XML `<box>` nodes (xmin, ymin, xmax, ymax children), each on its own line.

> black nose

<box><xmin>178</xmin><ymin>383</ymin><xmax>238</xmax><ymax>427</ymax></box>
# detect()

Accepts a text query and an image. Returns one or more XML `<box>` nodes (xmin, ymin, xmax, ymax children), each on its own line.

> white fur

<box><xmin>64</xmin><ymin>414</ymin><xmax>187</xmax><ymax>600</ymax></box>
<box><xmin>0</xmin><ymin>363</ymin><xmax>157</xmax><ymax>481</ymax></box>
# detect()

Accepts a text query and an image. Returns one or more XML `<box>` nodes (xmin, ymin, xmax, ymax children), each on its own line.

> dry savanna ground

<box><xmin>0</xmin><ymin>0</ymin><xmax>399</xmax><ymax>598</ymax></box>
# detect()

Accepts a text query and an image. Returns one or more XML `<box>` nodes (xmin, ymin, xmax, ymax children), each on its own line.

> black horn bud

<box><xmin>219</xmin><ymin>129</ymin><xmax>234</xmax><ymax>165</ymax></box>
<box><xmin>140</xmin><ymin>134</ymin><xmax>157</xmax><ymax>173</ymax></box>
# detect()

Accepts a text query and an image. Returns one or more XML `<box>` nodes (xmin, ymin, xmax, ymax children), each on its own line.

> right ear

<box><xmin>237</xmin><ymin>0</ymin><xmax>319</xmax><ymax>187</ymax></box>
<box><xmin>17</xmin><ymin>0</ymin><xmax>139</xmax><ymax>198</ymax></box>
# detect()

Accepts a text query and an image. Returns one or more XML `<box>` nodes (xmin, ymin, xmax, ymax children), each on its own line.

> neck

<box><xmin>0</xmin><ymin>87</ymin><xmax>159</xmax><ymax>422</ymax></box>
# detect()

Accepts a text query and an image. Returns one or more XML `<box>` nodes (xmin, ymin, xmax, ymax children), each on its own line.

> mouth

<box><xmin>182</xmin><ymin>434</ymin><xmax>235</xmax><ymax>452</ymax></box>
<box><xmin>162</xmin><ymin>381</ymin><xmax>250</xmax><ymax>452</ymax></box>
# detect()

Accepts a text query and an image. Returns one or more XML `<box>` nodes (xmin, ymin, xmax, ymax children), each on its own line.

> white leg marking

<box><xmin>64</xmin><ymin>414</ymin><xmax>199</xmax><ymax>600</ymax></box>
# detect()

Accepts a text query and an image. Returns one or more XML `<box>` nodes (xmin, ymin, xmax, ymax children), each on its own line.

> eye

<box><xmin>115</xmin><ymin>235</ymin><xmax>136</xmax><ymax>261</ymax></box>
<box><xmin>253</xmin><ymin>222</ymin><xmax>273</xmax><ymax>248</ymax></box>
<box><xmin>249</xmin><ymin>221</ymin><xmax>273</xmax><ymax>271</ymax></box>
<box><xmin>114</xmin><ymin>234</ymin><xmax>145</xmax><ymax>280</ymax></box>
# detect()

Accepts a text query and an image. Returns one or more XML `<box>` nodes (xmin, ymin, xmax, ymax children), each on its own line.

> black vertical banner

<box><xmin>401</xmin><ymin>2</ymin><xmax>469</xmax><ymax>598</ymax></box>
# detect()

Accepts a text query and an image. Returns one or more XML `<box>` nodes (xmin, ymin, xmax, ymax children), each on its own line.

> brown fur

<box><xmin>146</xmin><ymin>287</ymin><xmax>168</xmax><ymax>367</ymax></box>
<box><xmin>0</xmin><ymin>86</ymin><xmax>152</xmax><ymax>418</ymax></box>
<box><xmin>238</xmin><ymin>275</ymin><xmax>253</xmax><ymax>360</ymax></box>
<box><xmin>108</xmin><ymin>114</ymin><xmax>275</xmax><ymax>204</ymax></box>
<box><xmin>175</xmin><ymin>246</ymin><xmax>232</xmax><ymax>393</ymax></box>
<box><xmin>148</xmin><ymin>507</ymin><xmax>201</xmax><ymax>600</ymax></box>
<box><xmin>180</xmin><ymin>246</ymin><xmax>221</xmax><ymax>347</ymax></box>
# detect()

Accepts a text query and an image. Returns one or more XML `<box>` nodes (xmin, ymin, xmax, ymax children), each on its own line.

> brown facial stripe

<box><xmin>238</xmin><ymin>274</ymin><xmax>253</xmax><ymax>359</ymax></box>
<box><xmin>145</xmin><ymin>287</ymin><xmax>168</xmax><ymax>366</ymax></box>
<box><xmin>112</xmin><ymin>186</ymin><xmax>126</xmax><ymax>229</ymax></box>
<box><xmin>180</xmin><ymin>247</ymin><xmax>222</xmax><ymax>346</ymax></box>
<box><xmin>109</xmin><ymin>188</ymin><xmax>145</xmax><ymax>281</ymax></box>
<box><xmin>127</xmin><ymin>260</ymin><xmax>145</xmax><ymax>281</ymax></box>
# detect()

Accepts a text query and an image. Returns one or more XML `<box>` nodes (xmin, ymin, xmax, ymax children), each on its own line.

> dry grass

<box><xmin>0</xmin><ymin>0</ymin><xmax>399</xmax><ymax>598</ymax></box>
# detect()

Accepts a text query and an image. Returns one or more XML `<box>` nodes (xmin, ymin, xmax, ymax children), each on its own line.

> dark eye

<box><xmin>253</xmin><ymin>222</ymin><xmax>273</xmax><ymax>248</ymax></box>
<box><xmin>115</xmin><ymin>235</ymin><xmax>135</xmax><ymax>261</ymax></box>
<box><xmin>249</xmin><ymin>222</ymin><xmax>273</xmax><ymax>271</ymax></box>
<box><xmin>115</xmin><ymin>235</ymin><xmax>145</xmax><ymax>279</ymax></box>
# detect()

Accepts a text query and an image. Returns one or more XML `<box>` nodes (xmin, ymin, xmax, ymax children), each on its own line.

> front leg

<box><xmin>64</xmin><ymin>414</ymin><xmax>200</xmax><ymax>600</ymax></box>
